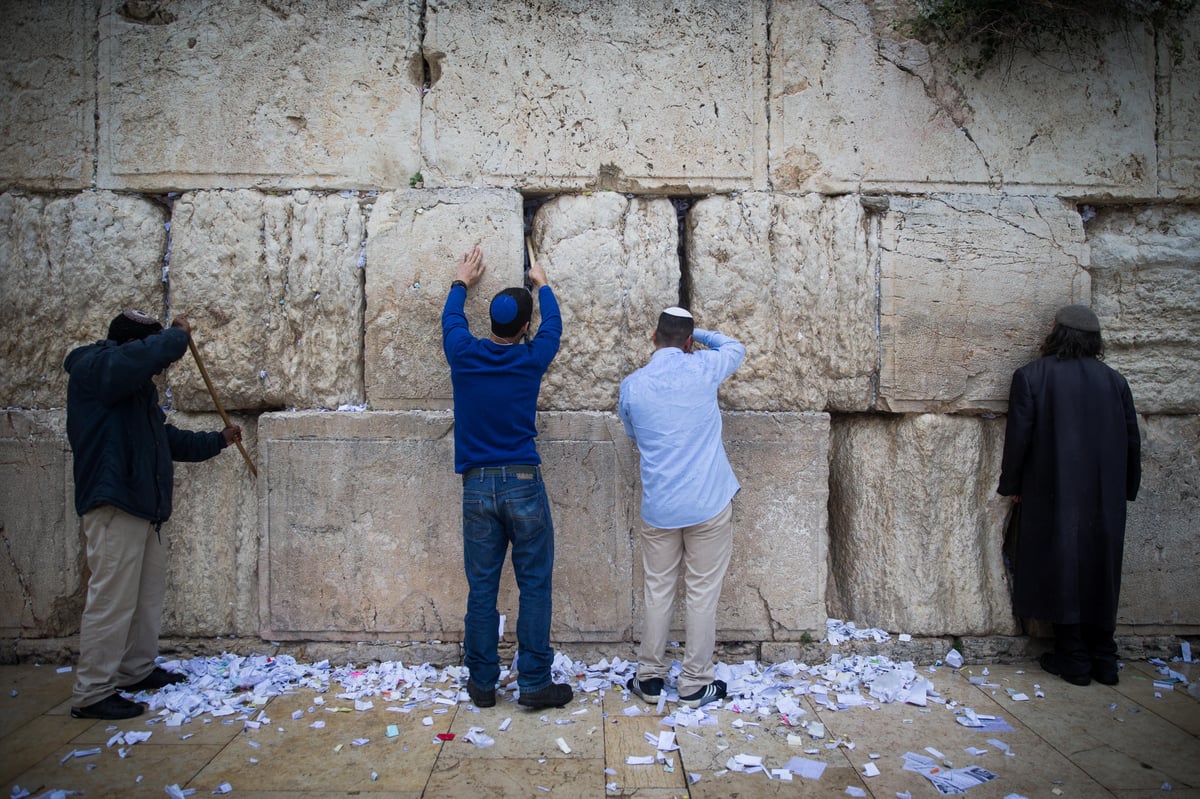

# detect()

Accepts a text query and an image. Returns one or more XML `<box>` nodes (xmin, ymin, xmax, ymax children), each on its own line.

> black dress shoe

<box><xmin>466</xmin><ymin>681</ymin><xmax>496</xmax><ymax>708</ymax></box>
<box><xmin>1039</xmin><ymin>653</ymin><xmax>1091</xmax><ymax>686</ymax></box>
<box><xmin>119</xmin><ymin>667</ymin><xmax>187</xmax><ymax>691</ymax></box>
<box><xmin>517</xmin><ymin>682</ymin><xmax>573</xmax><ymax>709</ymax></box>
<box><xmin>71</xmin><ymin>693</ymin><xmax>145</xmax><ymax>720</ymax></box>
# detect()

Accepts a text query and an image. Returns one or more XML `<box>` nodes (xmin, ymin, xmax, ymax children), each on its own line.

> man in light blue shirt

<box><xmin>618</xmin><ymin>306</ymin><xmax>745</xmax><ymax>708</ymax></box>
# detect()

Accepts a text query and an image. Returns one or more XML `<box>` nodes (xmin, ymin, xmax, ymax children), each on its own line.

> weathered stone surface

<box><xmin>828</xmin><ymin>413</ymin><xmax>1017</xmax><ymax>636</ymax></box>
<box><xmin>364</xmin><ymin>189</ymin><xmax>524</xmax><ymax>408</ymax></box>
<box><xmin>878</xmin><ymin>195</ymin><xmax>1090</xmax><ymax>413</ymax></box>
<box><xmin>720</xmin><ymin>413</ymin><xmax>829</xmax><ymax>636</ymax></box>
<box><xmin>421</xmin><ymin>0</ymin><xmax>767</xmax><ymax>192</ymax></box>
<box><xmin>1119</xmin><ymin>415</ymin><xmax>1200</xmax><ymax>627</ymax></box>
<box><xmin>629</xmin><ymin>413</ymin><xmax>830</xmax><ymax>641</ymax></box>
<box><xmin>0</xmin><ymin>4</ymin><xmax>94</xmax><ymax>188</ymax></box>
<box><xmin>0</xmin><ymin>411</ymin><xmax>80</xmax><ymax>638</ymax></box>
<box><xmin>770</xmin><ymin>1</ymin><xmax>1157</xmax><ymax>196</ymax></box>
<box><xmin>1157</xmin><ymin>2</ymin><xmax>1200</xmax><ymax>197</ymax></box>
<box><xmin>169</xmin><ymin>190</ymin><xmax>366</xmax><ymax>412</ymax></box>
<box><xmin>162</xmin><ymin>412</ymin><xmax>260</xmax><ymax>637</ymax></box>
<box><xmin>0</xmin><ymin>192</ymin><xmax>167</xmax><ymax>409</ymax></box>
<box><xmin>687</xmin><ymin>194</ymin><xmax>875</xmax><ymax>411</ymax></box>
<box><xmin>1087</xmin><ymin>205</ymin><xmax>1200</xmax><ymax>414</ymax></box>
<box><xmin>257</xmin><ymin>411</ymin><xmax>636</xmax><ymax>642</ymax></box>
<box><xmin>533</xmin><ymin>193</ymin><xmax>679</xmax><ymax>411</ymax></box>
<box><xmin>96</xmin><ymin>0</ymin><xmax>422</xmax><ymax>190</ymax></box>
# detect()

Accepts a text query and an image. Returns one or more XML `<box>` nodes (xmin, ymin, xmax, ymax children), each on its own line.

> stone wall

<box><xmin>1</xmin><ymin>0</ymin><xmax>1197</xmax><ymax>662</ymax></box>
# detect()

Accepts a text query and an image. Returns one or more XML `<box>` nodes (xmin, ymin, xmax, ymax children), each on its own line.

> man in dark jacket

<box><xmin>998</xmin><ymin>304</ymin><xmax>1141</xmax><ymax>687</ymax></box>
<box><xmin>65</xmin><ymin>309</ymin><xmax>241</xmax><ymax>720</ymax></box>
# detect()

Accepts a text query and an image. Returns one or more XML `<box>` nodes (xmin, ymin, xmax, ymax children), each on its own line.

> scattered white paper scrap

<box><xmin>1010</xmin><ymin>693</ymin><xmax>1030</xmax><ymax>702</ymax></box>
<box><xmin>965</xmin><ymin>747</ymin><xmax>989</xmax><ymax>756</ymax></box>
<box><xmin>784</xmin><ymin>756</ymin><xmax>827</xmax><ymax>780</ymax></box>
<box><xmin>56</xmin><ymin>666</ymin><xmax>73</xmax><ymax>674</ymax></box>
<box><xmin>945</xmin><ymin>649</ymin><xmax>964</xmax><ymax>668</ymax></box>
<box><xmin>1182</xmin><ymin>642</ymin><xmax>1193</xmax><ymax>662</ymax></box>
<box><xmin>862</xmin><ymin>761</ymin><xmax>881</xmax><ymax>777</ymax></box>
<box><xmin>556</xmin><ymin>737</ymin><xmax>572</xmax><ymax>754</ymax></box>
<box><xmin>845</xmin><ymin>787</ymin><xmax>867</xmax><ymax>797</ymax></box>
<box><xmin>499</xmin><ymin>717</ymin><xmax>512</xmax><ymax>732</ymax></box>
<box><xmin>626</xmin><ymin>755</ymin><xmax>655</xmax><ymax>765</ymax></box>
<box><xmin>211</xmin><ymin>784</ymin><xmax>233</xmax><ymax>795</ymax></box>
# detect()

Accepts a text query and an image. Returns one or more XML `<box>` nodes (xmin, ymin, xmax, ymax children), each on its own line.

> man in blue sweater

<box><xmin>442</xmin><ymin>245</ymin><xmax>573</xmax><ymax>710</ymax></box>
<box><xmin>65</xmin><ymin>310</ymin><xmax>241</xmax><ymax>720</ymax></box>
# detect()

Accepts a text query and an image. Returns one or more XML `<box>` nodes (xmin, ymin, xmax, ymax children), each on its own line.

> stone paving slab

<box><xmin>2</xmin><ymin>661</ymin><xmax>1197</xmax><ymax>797</ymax></box>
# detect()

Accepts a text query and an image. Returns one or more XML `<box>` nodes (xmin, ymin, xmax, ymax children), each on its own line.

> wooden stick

<box><xmin>187</xmin><ymin>337</ymin><xmax>257</xmax><ymax>478</ymax></box>
<box><xmin>526</xmin><ymin>236</ymin><xmax>538</xmax><ymax>271</ymax></box>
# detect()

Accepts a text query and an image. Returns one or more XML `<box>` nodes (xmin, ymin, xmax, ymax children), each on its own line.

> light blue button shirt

<box><xmin>618</xmin><ymin>329</ymin><xmax>746</xmax><ymax>529</ymax></box>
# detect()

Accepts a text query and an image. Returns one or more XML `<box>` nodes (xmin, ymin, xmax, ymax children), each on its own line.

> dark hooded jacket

<box><xmin>998</xmin><ymin>354</ymin><xmax>1141</xmax><ymax>626</ymax></box>
<box><xmin>64</xmin><ymin>327</ymin><xmax>225</xmax><ymax>523</ymax></box>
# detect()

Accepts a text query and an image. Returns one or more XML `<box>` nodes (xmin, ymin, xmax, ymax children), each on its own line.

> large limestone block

<box><xmin>169</xmin><ymin>190</ymin><xmax>366</xmax><ymax>412</ymax></box>
<box><xmin>878</xmin><ymin>195</ymin><xmax>1090</xmax><ymax>413</ymax></box>
<box><xmin>96</xmin><ymin>0</ymin><xmax>422</xmax><ymax>190</ymax></box>
<box><xmin>421</xmin><ymin>0</ymin><xmax>768</xmax><ymax>192</ymax></box>
<box><xmin>770</xmin><ymin>1</ymin><xmax>1157</xmax><ymax>196</ymax></box>
<box><xmin>828</xmin><ymin>414</ymin><xmax>1017</xmax><ymax>636</ymax></box>
<box><xmin>1119</xmin><ymin>415</ymin><xmax>1200</xmax><ymax>627</ymax></box>
<box><xmin>257</xmin><ymin>411</ymin><xmax>635</xmax><ymax>642</ymax></box>
<box><xmin>364</xmin><ymin>189</ymin><xmax>524</xmax><ymax>408</ymax></box>
<box><xmin>630</xmin><ymin>412</ymin><xmax>831</xmax><ymax>639</ymax></box>
<box><xmin>533</xmin><ymin>193</ymin><xmax>679</xmax><ymax>410</ymax></box>
<box><xmin>687</xmin><ymin>194</ymin><xmax>875</xmax><ymax>411</ymax></box>
<box><xmin>0</xmin><ymin>411</ymin><xmax>80</xmax><ymax>638</ymax></box>
<box><xmin>162</xmin><ymin>412</ymin><xmax>260</xmax><ymax>638</ymax></box>
<box><xmin>0</xmin><ymin>3</ymin><xmax>94</xmax><ymax>188</ymax></box>
<box><xmin>1158</xmin><ymin>3</ymin><xmax>1200</xmax><ymax>196</ymax></box>
<box><xmin>0</xmin><ymin>192</ymin><xmax>167</xmax><ymax>409</ymax></box>
<box><xmin>1087</xmin><ymin>205</ymin><xmax>1200</xmax><ymax>414</ymax></box>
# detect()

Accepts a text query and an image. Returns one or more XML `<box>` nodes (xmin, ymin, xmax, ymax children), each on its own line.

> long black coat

<box><xmin>998</xmin><ymin>355</ymin><xmax>1141</xmax><ymax>626</ymax></box>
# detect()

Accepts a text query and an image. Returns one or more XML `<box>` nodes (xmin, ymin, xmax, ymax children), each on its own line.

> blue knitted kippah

<box><xmin>491</xmin><ymin>293</ymin><xmax>519</xmax><ymax>325</ymax></box>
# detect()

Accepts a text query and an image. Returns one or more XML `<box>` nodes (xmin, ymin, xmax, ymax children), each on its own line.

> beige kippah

<box><xmin>662</xmin><ymin>306</ymin><xmax>693</xmax><ymax>319</ymax></box>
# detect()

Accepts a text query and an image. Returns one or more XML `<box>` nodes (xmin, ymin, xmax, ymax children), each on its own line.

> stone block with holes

<box><xmin>96</xmin><ymin>0</ymin><xmax>423</xmax><ymax>190</ymax></box>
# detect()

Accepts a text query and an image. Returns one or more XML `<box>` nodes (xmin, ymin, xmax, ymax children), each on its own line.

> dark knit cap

<box><xmin>490</xmin><ymin>288</ymin><xmax>533</xmax><ymax>338</ymax></box>
<box><xmin>1054</xmin><ymin>304</ymin><xmax>1100</xmax><ymax>333</ymax></box>
<box><xmin>107</xmin><ymin>309</ymin><xmax>163</xmax><ymax>343</ymax></box>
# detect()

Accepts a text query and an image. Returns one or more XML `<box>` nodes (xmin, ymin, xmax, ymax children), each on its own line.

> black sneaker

<box><xmin>119</xmin><ymin>667</ymin><xmax>187</xmax><ymax>691</ymax></box>
<box><xmin>467</xmin><ymin>681</ymin><xmax>496</xmax><ymax>708</ymax></box>
<box><xmin>1039</xmin><ymin>653</ymin><xmax>1091</xmax><ymax>686</ymax></box>
<box><xmin>678</xmin><ymin>679</ymin><xmax>727</xmax><ymax>708</ymax></box>
<box><xmin>626</xmin><ymin>676</ymin><xmax>664</xmax><ymax>704</ymax></box>
<box><xmin>71</xmin><ymin>693</ymin><xmax>145</xmax><ymax>720</ymax></box>
<box><xmin>517</xmin><ymin>682</ymin><xmax>573</xmax><ymax>709</ymax></box>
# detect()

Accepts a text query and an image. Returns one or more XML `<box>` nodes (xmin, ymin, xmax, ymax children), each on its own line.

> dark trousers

<box><xmin>1053</xmin><ymin>623</ymin><xmax>1118</xmax><ymax>676</ymax></box>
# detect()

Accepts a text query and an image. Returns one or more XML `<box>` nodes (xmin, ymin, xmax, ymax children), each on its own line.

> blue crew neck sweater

<box><xmin>441</xmin><ymin>284</ymin><xmax>562</xmax><ymax>473</ymax></box>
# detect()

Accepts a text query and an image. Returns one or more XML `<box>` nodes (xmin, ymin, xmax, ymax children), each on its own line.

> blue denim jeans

<box><xmin>461</xmin><ymin>467</ymin><xmax>555</xmax><ymax>693</ymax></box>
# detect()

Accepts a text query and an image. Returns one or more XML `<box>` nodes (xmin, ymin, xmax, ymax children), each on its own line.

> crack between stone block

<box><xmin>0</xmin><ymin>524</ymin><xmax>36</xmax><ymax>628</ymax></box>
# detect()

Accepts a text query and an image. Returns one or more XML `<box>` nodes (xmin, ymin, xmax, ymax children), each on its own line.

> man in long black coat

<box><xmin>998</xmin><ymin>304</ymin><xmax>1141</xmax><ymax>687</ymax></box>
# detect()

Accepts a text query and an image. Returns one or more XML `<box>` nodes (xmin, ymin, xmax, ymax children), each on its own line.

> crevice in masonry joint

<box><xmin>671</xmin><ymin>197</ymin><xmax>693</xmax><ymax>310</ymax></box>
<box><xmin>522</xmin><ymin>193</ymin><xmax>555</xmax><ymax>290</ymax></box>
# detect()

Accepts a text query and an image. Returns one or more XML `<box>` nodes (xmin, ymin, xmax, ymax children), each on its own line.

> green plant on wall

<box><xmin>896</xmin><ymin>0</ymin><xmax>1196</xmax><ymax>74</ymax></box>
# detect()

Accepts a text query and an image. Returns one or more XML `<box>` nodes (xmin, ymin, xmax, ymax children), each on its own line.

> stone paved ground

<box><xmin>2</xmin><ymin>658</ymin><xmax>1197</xmax><ymax>798</ymax></box>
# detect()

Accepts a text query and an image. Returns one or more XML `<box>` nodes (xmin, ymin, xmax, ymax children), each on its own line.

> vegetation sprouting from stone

<box><xmin>897</xmin><ymin>0</ymin><xmax>1196</xmax><ymax>73</ymax></box>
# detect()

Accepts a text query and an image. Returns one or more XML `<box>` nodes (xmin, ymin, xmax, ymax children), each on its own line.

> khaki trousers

<box><xmin>72</xmin><ymin>506</ymin><xmax>165</xmax><ymax>707</ymax></box>
<box><xmin>636</xmin><ymin>502</ymin><xmax>733</xmax><ymax>697</ymax></box>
